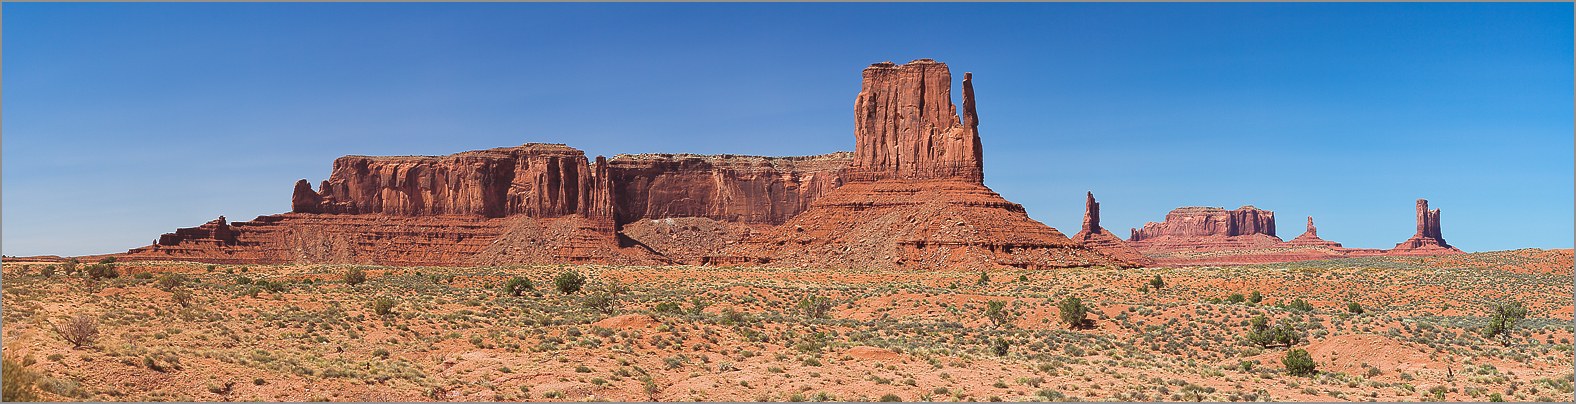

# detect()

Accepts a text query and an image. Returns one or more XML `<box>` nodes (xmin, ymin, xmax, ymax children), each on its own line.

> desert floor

<box><xmin>2</xmin><ymin>249</ymin><xmax>1572</xmax><ymax>402</ymax></box>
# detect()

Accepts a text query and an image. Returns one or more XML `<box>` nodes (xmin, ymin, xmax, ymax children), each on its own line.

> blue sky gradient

<box><xmin>4</xmin><ymin>3</ymin><xmax>1571</xmax><ymax>256</ymax></box>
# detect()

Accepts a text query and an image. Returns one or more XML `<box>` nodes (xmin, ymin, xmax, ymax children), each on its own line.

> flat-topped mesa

<box><xmin>843</xmin><ymin>59</ymin><xmax>984</xmax><ymax>183</ymax></box>
<box><xmin>1391</xmin><ymin>198</ymin><xmax>1463</xmax><ymax>254</ymax></box>
<box><xmin>296</xmin><ymin>144</ymin><xmax>608</xmax><ymax>219</ymax></box>
<box><xmin>1129</xmin><ymin>206</ymin><xmax>1278</xmax><ymax>241</ymax></box>
<box><xmin>1286</xmin><ymin>216</ymin><xmax>1342</xmax><ymax>248</ymax></box>
<box><xmin>1070</xmin><ymin>192</ymin><xmax>1153</xmax><ymax>267</ymax></box>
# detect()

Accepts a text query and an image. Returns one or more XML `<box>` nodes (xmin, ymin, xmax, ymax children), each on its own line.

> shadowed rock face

<box><xmin>607</xmin><ymin>152</ymin><xmax>851</xmax><ymax>226</ymax></box>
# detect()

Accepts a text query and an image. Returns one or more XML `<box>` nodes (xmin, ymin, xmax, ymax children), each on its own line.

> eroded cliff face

<box><xmin>607</xmin><ymin>152</ymin><xmax>851</xmax><ymax>226</ymax></box>
<box><xmin>843</xmin><ymin>59</ymin><xmax>984</xmax><ymax>183</ymax></box>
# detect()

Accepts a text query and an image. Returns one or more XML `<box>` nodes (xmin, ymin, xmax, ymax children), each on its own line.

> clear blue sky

<box><xmin>4</xmin><ymin>3</ymin><xmax>1571</xmax><ymax>256</ymax></box>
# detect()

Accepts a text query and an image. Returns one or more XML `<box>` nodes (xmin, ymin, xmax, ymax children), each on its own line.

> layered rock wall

<box><xmin>607</xmin><ymin>152</ymin><xmax>851</xmax><ymax>225</ymax></box>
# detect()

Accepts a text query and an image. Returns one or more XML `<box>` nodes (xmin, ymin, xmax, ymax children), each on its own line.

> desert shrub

<box><xmin>235</xmin><ymin>276</ymin><xmax>253</xmax><ymax>285</ymax></box>
<box><xmin>984</xmin><ymin>301</ymin><xmax>1013</xmax><ymax>328</ymax></box>
<box><xmin>797</xmin><ymin>295</ymin><xmax>832</xmax><ymax>319</ymax></box>
<box><xmin>156</xmin><ymin>273</ymin><xmax>189</xmax><ymax>291</ymax></box>
<box><xmin>653</xmin><ymin>301</ymin><xmax>682</xmax><ymax>314</ymax></box>
<box><xmin>98</xmin><ymin>257</ymin><xmax>117</xmax><ymax>264</ymax></box>
<box><xmin>2</xmin><ymin>354</ymin><xmax>40</xmax><ymax>402</ymax></box>
<box><xmin>1226</xmin><ymin>293</ymin><xmax>1246</xmax><ymax>304</ymax></box>
<box><xmin>1482</xmin><ymin>301</ymin><xmax>1529</xmax><ymax>340</ymax></box>
<box><xmin>40</xmin><ymin>265</ymin><xmax>56</xmax><ymax>278</ymax></box>
<box><xmin>1346</xmin><ymin>302</ymin><xmax>1364</xmax><ymax>314</ymax></box>
<box><xmin>344</xmin><ymin>267</ymin><xmax>367</xmax><ymax>285</ymax></box>
<box><xmin>172</xmin><ymin>289</ymin><xmax>195</xmax><ymax>308</ymax></box>
<box><xmin>992</xmin><ymin>338</ymin><xmax>1010</xmax><ymax>357</ymax></box>
<box><xmin>371</xmin><ymin>348</ymin><xmax>390</xmax><ymax>359</ymax></box>
<box><xmin>51</xmin><ymin>314</ymin><xmax>100</xmax><ymax>348</ymax></box>
<box><xmin>976</xmin><ymin>271</ymin><xmax>990</xmax><ymax>286</ymax></box>
<box><xmin>501</xmin><ymin>277</ymin><xmax>534</xmax><ymax>297</ymax></box>
<box><xmin>1249</xmin><ymin>291</ymin><xmax>1263</xmax><ymax>304</ymax></box>
<box><xmin>372</xmin><ymin>297</ymin><xmax>398</xmax><ymax>316</ymax></box>
<box><xmin>554</xmin><ymin>269</ymin><xmax>586</xmax><ymax>294</ymax></box>
<box><xmin>1058</xmin><ymin>296</ymin><xmax>1088</xmax><ymax>329</ymax></box>
<box><xmin>1282</xmin><ymin>349</ymin><xmax>1316</xmax><ymax>376</ymax></box>
<box><xmin>1149</xmin><ymin>275</ymin><xmax>1165</xmax><ymax>290</ymax></box>
<box><xmin>1283</xmin><ymin>298</ymin><xmax>1313</xmax><ymax>312</ymax></box>
<box><xmin>582</xmin><ymin>293</ymin><xmax>617</xmax><ymax>315</ymax></box>
<box><xmin>61</xmin><ymin>259</ymin><xmax>79</xmax><ymax>276</ymax></box>
<box><xmin>85</xmin><ymin>263</ymin><xmax>119</xmax><ymax>281</ymax></box>
<box><xmin>1246</xmin><ymin>315</ymin><xmax>1301</xmax><ymax>348</ymax></box>
<box><xmin>880</xmin><ymin>393</ymin><xmax>903</xmax><ymax>402</ymax></box>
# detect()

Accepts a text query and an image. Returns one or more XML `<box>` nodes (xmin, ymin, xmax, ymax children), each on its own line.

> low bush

<box><xmin>1282</xmin><ymin>348</ymin><xmax>1316</xmax><ymax>376</ymax></box>
<box><xmin>1058</xmin><ymin>296</ymin><xmax>1088</xmax><ymax>329</ymax></box>
<box><xmin>554</xmin><ymin>270</ymin><xmax>586</xmax><ymax>294</ymax></box>
<box><xmin>372</xmin><ymin>297</ymin><xmax>398</xmax><ymax>316</ymax></box>
<box><xmin>501</xmin><ymin>276</ymin><xmax>534</xmax><ymax>297</ymax></box>
<box><xmin>51</xmin><ymin>314</ymin><xmax>100</xmax><ymax>349</ymax></box>
<box><xmin>797</xmin><ymin>295</ymin><xmax>832</xmax><ymax>319</ymax></box>
<box><xmin>344</xmin><ymin>267</ymin><xmax>367</xmax><ymax>285</ymax></box>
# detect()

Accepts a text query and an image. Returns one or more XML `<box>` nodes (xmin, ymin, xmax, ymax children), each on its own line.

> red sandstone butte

<box><xmin>1070</xmin><ymin>192</ymin><xmax>1154</xmax><ymax>267</ymax></box>
<box><xmin>842</xmin><ymin>59</ymin><xmax>984</xmax><ymax>183</ymax></box>
<box><xmin>719</xmin><ymin>60</ymin><xmax>1128</xmax><ymax>270</ymax></box>
<box><xmin>1389</xmin><ymin>198</ymin><xmax>1463</xmax><ymax>255</ymax></box>
<box><xmin>1128</xmin><ymin>206</ymin><xmax>1283</xmax><ymax>252</ymax></box>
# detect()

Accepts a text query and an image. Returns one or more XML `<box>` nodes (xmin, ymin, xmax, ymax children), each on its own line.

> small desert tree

<box><xmin>976</xmin><ymin>271</ymin><xmax>990</xmax><ymax>286</ymax></box>
<box><xmin>1058</xmin><ymin>296</ymin><xmax>1089</xmax><ymax>329</ymax></box>
<box><xmin>984</xmin><ymin>300</ymin><xmax>1014</xmax><ymax>328</ymax></box>
<box><xmin>51</xmin><ymin>314</ymin><xmax>100</xmax><ymax>349</ymax></box>
<box><xmin>1282</xmin><ymin>348</ymin><xmax>1316</xmax><ymax>376</ymax></box>
<box><xmin>1482</xmin><ymin>301</ymin><xmax>1529</xmax><ymax>341</ymax></box>
<box><xmin>555</xmin><ymin>269</ymin><xmax>587</xmax><ymax>295</ymax></box>
<box><xmin>1248</xmin><ymin>291</ymin><xmax>1263</xmax><ymax>304</ymax></box>
<box><xmin>1246</xmin><ymin>315</ymin><xmax>1301</xmax><ymax>348</ymax></box>
<box><xmin>1148</xmin><ymin>275</ymin><xmax>1165</xmax><ymax>290</ymax></box>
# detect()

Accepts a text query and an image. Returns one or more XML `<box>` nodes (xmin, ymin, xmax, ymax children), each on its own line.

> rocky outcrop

<box><xmin>147</xmin><ymin>216</ymin><xmax>238</xmax><ymax>248</ymax></box>
<box><xmin>1070</xmin><ymin>192</ymin><xmax>1153</xmax><ymax>267</ymax></box>
<box><xmin>1390</xmin><ymin>199</ymin><xmax>1463</xmax><ymax>254</ymax></box>
<box><xmin>718</xmin><ymin>60</ymin><xmax>1129</xmax><ymax>270</ymax></box>
<box><xmin>607</xmin><ymin>152</ymin><xmax>850</xmax><ymax>225</ymax></box>
<box><xmin>1128</xmin><ymin>206</ymin><xmax>1283</xmax><ymax>251</ymax></box>
<box><xmin>1286</xmin><ymin>216</ymin><xmax>1342</xmax><ymax>248</ymax></box>
<box><xmin>843</xmin><ymin>59</ymin><xmax>984</xmax><ymax>183</ymax></box>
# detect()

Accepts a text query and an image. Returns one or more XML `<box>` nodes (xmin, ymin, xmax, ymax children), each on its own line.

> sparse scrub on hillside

<box><xmin>2</xmin><ymin>353</ymin><xmax>39</xmax><ymax>402</ymax></box>
<box><xmin>797</xmin><ymin>295</ymin><xmax>832</xmax><ymax>319</ymax></box>
<box><xmin>984</xmin><ymin>301</ymin><xmax>1014</xmax><ymax>328</ymax></box>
